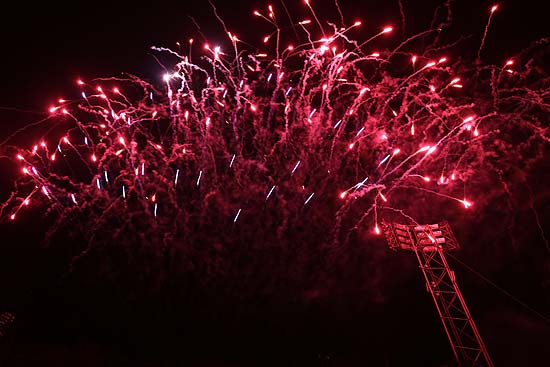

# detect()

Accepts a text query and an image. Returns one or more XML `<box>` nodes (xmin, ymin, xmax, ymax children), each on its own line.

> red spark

<box><xmin>1</xmin><ymin>3</ymin><xmax>546</xmax><ymax>283</ymax></box>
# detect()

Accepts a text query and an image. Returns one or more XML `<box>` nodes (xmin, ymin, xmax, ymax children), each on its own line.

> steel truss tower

<box><xmin>382</xmin><ymin>221</ymin><xmax>493</xmax><ymax>367</ymax></box>
<box><xmin>0</xmin><ymin>312</ymin><xmax>14</xmax><ymax>340</ymax></box>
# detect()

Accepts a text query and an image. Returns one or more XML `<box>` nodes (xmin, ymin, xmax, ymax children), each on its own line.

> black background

<box><xmin>0</xmin><ymin>0</ymin><xmax>548</xmax><ymax>366</ymax></box>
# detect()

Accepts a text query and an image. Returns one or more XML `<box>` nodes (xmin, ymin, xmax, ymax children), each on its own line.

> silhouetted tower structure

<box><xmin>381</xmin><ymin>221</ymin><xmax>493</xmax><ymax>367</ymax></box>
<box><xmin>0</xmin><ymin>312</ymin><xmax>14</xmax><ymax>340</ymax></box>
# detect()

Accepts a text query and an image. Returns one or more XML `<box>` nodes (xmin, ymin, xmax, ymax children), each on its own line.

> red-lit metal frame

<box><xmin>382</xmin><ymin>221</ymin><xmax>493</xmax><ymax>367</ymax></box>
<box><xmin>0</xmin><ymin>312</ymin><xmax>14</xmax><ymax>340</ymax></box>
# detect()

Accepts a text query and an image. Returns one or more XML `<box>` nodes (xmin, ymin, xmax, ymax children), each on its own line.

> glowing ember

<box><xmin>0</xmin><ymin>1</ymin><xmax>547</xmax><ymax>262</ymax></box>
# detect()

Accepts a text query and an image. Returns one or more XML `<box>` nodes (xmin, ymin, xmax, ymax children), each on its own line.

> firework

<box><xmin>0</xmin><ymin>2</ymin><xmax>548</xmax><ymax>270</ymax></box>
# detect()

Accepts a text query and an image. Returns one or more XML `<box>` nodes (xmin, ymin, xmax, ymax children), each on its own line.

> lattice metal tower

<box><xmin>0</xmin><ymin>312</ymin><xmax>14</xmax><ymax>340</ymax></box>
<box><xmin>381</xmin><ymin>221</ymin><xmax>493</xmax><ymax>367</ymax></box>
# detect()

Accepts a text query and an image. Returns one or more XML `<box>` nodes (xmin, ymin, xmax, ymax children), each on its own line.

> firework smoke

<box><xmin>0</xmin><ymin>2</ymin><xmax>548</xmax><ymax>299</ymax></box>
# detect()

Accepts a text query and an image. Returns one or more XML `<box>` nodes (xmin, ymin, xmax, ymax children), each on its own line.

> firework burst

<box><xmin>1</xmin><ymin>2</ymin><xmax>548</xmax><ymax>281</ymax></box>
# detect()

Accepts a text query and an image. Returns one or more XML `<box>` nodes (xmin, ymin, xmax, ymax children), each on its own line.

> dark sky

<box><xmin>0</xmin><ymin>0</ymin><xmax>549</xmax><ymax>366</ymax></box>
<box><xmin>0</xmin><ymin>0</ymin><xmax>546</xmax><ymax>111</ymax></box>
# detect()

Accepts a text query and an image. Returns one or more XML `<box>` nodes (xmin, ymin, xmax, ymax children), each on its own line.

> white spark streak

<box><xmin>233</xmin><ymin>208</ymin><xmax>242</xmax><ymax>223</ymax></box>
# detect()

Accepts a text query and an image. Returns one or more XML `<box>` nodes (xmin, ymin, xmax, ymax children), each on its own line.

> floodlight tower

<box><xmin>381</xmin><ymin>221</ymin><xmax>493</xmax><ymax>367</ymax></box>
<box><xmin>0</xmin><ymin>312</ymin><xmax>14</xmax><ymax>340</ymax></box>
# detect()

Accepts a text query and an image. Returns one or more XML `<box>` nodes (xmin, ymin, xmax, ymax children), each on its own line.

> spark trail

<box><xmin>1</xmin><ymin>2</ymin><xmax>548</xmax><ymax>266</ymax></box>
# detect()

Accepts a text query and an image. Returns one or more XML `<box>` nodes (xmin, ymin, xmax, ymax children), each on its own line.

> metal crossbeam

<box><xmin>382</xmin><ymin>221</ymin><xmax>493</xmax><ymax>367</ymax></box>
<box><xmin>0</xmin><ymin>312</ymin><xmax>15</xmax><ymax>340</ymax></box>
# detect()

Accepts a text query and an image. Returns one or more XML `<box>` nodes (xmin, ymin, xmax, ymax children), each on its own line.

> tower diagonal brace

<box><xmin>415</xmin><ymin>247</ymin><xmax>493</xmax><ymax>367</ymax></box>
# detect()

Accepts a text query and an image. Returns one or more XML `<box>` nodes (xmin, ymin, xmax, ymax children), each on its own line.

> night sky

<box><xmin>0</xmin><ymin>1</ymin><xmax>549</xmax><ymax>366</ymax></box>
